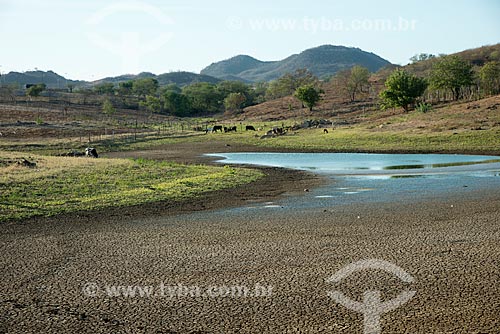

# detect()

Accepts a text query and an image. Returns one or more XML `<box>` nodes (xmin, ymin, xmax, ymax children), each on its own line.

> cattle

<box><xmin>212</xmin><ymin>125</ymin><xmax>223</xmax><ymax>133</ymax></box>
<box><xmin>18</xmin><ymin>158</ymin><xmax>36</xmax><ymax>168</ymax></box>
<box><xmin>227</xmin><ymin>126</ymin><xmax>237</xmax><ymax>132</ymax></box>
<box><xmin>85</xmin><ymin>147</ymin><xmax>98</xmax><ymax>158</ymax></box>
<box><xmin>246</xmin><ymin>125</ymin><xmax>256</xmax><ymax>131</ymax></box>
<box><xmin>323</xmin><ymin>129</ymin><xmax>329</xmax><ymax>134</ymax></box>
<box><xmin>272</xmin><ymin>127</ymin><xmax>284</xmax><ymax>135</ymax></box>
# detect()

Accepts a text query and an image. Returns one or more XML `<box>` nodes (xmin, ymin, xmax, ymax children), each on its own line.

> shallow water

<box><xmin>207</xmin><ymin>152</ymin><xmax>500</xmax><ymax>209</ymax></box>
<box><xmin>206</xmin><ymin>152</ymin><xmax>500</xmax><ymax>175</ymax></box>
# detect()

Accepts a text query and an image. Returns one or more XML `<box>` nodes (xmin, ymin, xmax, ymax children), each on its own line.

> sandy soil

<box><xmin>0</xmin><ymin>142</ymin><xmax>499</xmax><ymax>333</ymax></box>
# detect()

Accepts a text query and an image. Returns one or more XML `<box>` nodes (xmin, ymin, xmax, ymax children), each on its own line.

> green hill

<box><xmin>201</xmin><ymin>45</ymin><xmax>392</xmax><ymax>82</ymax></box>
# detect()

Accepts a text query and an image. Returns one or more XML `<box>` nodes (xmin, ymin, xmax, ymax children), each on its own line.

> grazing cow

<box><xmin>212</xmin><ymin>125</ymin><xmax>223</xmax><ymax>133</ymax></box>
<box><xmin>246</xmin><ymin>125</ymin><xmax>256</xmax><ymax>131</ymax></box>
<box><xmin>227</xmin><ymin>126</ymin><xmax>237</xmax><ymax>132</ymax></box>
<box><xmin>223</xmin><ymin>126</ymin><xmax>228</xmax><ymax>133</ymax></box>
<box><xmin>85</xmin><ymin>147</ymin><xmax>98</xmax><ymax>158</ymax></box>
<box><xmin>323</xmin><ymin>129</ymin><xmax>329</xmax><ymax>134</ymax></box>
<box><xmin>272</xmin><ymin>127</ymin><xmax>284</xmax><ymax>135</ymax></box>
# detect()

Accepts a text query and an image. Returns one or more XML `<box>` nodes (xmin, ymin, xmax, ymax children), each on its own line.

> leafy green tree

<box><xmin>224</xmin><ymin>92</ymin><xmax>246</xmax><ymax>113</ymax></box>
<box><xmin>160</xmin><ymin>83</ymin><xmax>182</xmax><ymax>95</ymax></box>
<box><xmin>429</xmin><ymin>55</ymin><xmax>474</xmax><ymax>100</ymax></box>
<box><xmin>133</xmin><ymin>78</ymin><xmax>159</xmax><ymax>98</ymax></box>
<box><xmin>479</xmin><ymin>61</ymin><xmax>500</xmax><ymax>95</ymax></box>
<box><xmin>294</xmin><ymin>84</ymin><xmax>323</xmax><ymax>111</ymax></box>
<box><xmin>102</xmin><ymin>99</ymin><xmax>116</xmax><ymax>115</ymax></box>
<box><xmin>337</xmin><ymin>65</ymin><xmax>370</xmax><ymax>102</ymax></box>
<box><xmin>182</xmin><ymin>82</ymin><xmax>223</xmax><ymax>114</ymax></box>
<box><xmin>117</xmin><ymin>80</ymin><xmax>134</xmax><ymax>96</ymax></box>
<box><xmin>163</xmin><ymin>91</ymin><xmax>192</xmax><ymax>116</ymax></box>
<box><xmin>26</xmin><ymin>83</ymin><xmax>46</xmax><ymax>97</ymax></box>
<box><xmin>379</xmin><ymin>69</ymin><xmax>428</xmax><ymax>112</ymax></box>
<box><xmin>93</xmin><ymin>83</ymin><xmax>115</xmax><ymax>95</ymax></box>
<box><xmin>139</xmin><ymin>95</ymin><xmax>162</xmax><ymax>114</ymax></box>
<box><xmin>217</xmin><ymin>80</ymin><xmax>254</xmax><ymax>106</ymax></box>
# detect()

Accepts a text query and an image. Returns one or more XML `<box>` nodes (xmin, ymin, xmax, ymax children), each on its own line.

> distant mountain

<box><xmin>1</xmin><ymin>45</ymin><xmax>392</xmax><ymax>89</ymax></box>
<box><xmin>94</xmin><ymin>71</ymin><xmax>221</xmax><ymax>87</ymax></box>
<box><xmin>0</xmin><ymin>70</ymin><xmax>84</xmax><ymax>89</ymax></box>
<box><xmin>201</xmin><ymin>45</ymin><xmax>392</xmax><ymax>82</ymax></box>
<box><xmin>155</xmin><ymin>71</ymin><xmax>221</xmax><ymax>86</ymax></box>
<box><xmin>94</xmin><ymin>72</ymin><xmax>157</xmax><ymax>85</ymax></box>
<box><xmin>0</xmin><ymin>70</ymin><xmax>221</xmax><ymax>89</ymax></box>
<box><xmin>201</xmin><ymin>55</ymin><xmax>268</xmax><ymax>79</ymax></box>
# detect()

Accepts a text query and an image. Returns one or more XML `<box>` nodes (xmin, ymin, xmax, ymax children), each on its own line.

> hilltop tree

<box><xmin>409</xmin><ymin>53</ymin><xmax>436</xmax><ymax>63</ymax></box>
<box><xmin>337</xmin><ymin>65</ymin><xmax>370</xmax><ymax>102</ymax></box>
<box><xmin>133</xmin><ymin>78</ymin><xmax>159</xmax><ymax>98</ymax></box>
<box><xmin>294</xmin><ymin>84</ymin><xmax>323</xmax><ymax>111</ymax></box>
<box><xmin>479</xmin><ymin>61</ymin><xmax>500</xmax><ymax>96</ymax></box>
<box><xmin>379</xmin><ymin>69</ymin><xmax>428</xmax><ymax>112</ymax></box>
<box><xmin>26</xmin><ymin>83</ymin><xmax>46</xmax><ymax>98</ymax></box>
<box><xmin>429</xmin><ymin>55</ymin><xmax>474</xmax><ymax>100</ymax></box>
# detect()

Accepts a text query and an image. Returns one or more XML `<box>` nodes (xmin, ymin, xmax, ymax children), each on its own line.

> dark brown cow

<box><xmin>212</xmin><ymin>125</ymin><xmax>223</xmax><ymax>133</ymax></box>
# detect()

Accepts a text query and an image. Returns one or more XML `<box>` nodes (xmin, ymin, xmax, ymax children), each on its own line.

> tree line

<box><xmin>6</xmin><ymin>54</ymin><xmax>499</xmax><ymax>116</ymax></box>
<box><xmin>288</xmin><ymin>55</ymin><xmax>500</xmax><ymax>113</ymax></box>
<box><xmin>379</xmin><ymin>56</ymin><xmax>500</xmax><ymax>112</ymax></box>
<box><xmin>80</xmin><ymin>78</ymin><xmax>270</xmax><ymax>117</ymax></box>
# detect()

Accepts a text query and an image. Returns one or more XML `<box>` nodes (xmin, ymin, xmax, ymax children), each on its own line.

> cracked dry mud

<box><xmin>1</xmin><ymin>143</ymin><xmax>499</xmax><ymax>333</ymax></box>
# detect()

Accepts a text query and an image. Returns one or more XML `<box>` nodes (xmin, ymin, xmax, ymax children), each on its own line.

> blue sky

<box><xmin>1</xmin><ymin>0</ymin><xmax>499</xmax><ymax>81</ymax></box>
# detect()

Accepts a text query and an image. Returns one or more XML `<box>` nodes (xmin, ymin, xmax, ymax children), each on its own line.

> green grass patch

<box><xmin>216</xmin><ymin>128</ymin><xmax>500</xmax><ymax>153</ymax></box>
<box><xmin>1</xmin><ymin>120</ymin><xmax>499</xmax><ymax>156</ymax></box>
<box><xmin>0</xmin><ymin>152</ymin><xmax>263</xmax><ymax>221</ymax></box>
